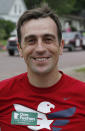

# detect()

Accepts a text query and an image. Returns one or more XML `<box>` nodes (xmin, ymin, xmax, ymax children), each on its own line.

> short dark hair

<box><xmin>17</xmin><ymin>3</ymin><xmax>62</xmax><ymax>45</ymax></box>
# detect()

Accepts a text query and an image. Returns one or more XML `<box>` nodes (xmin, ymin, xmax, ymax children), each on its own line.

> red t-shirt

<box><xmin>0</xmin><ymin>72</ymin><xmax>85</xmax><ymax>131</ymax></box>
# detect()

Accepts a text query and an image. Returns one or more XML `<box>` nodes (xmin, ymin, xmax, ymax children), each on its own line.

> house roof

<box><xmin>62</xmin><ymin>14</ymin><xmax>85</xmax><ymax>21</ymax></box>
<box><xmin>0</xmin><ymin>0</ymin><xmax>15</xmax><ymax>14</ymax></box>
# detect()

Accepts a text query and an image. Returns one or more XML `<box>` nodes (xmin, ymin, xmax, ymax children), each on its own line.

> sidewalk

<box><xmin>0</xmin><ymin>44</ymin><xmax>6</xmax><ymax>51</ymax></box>
<box><xmin>63</xmin><ymin>65</ymin><xmax>85</xmax><ymax>82</ymax></box>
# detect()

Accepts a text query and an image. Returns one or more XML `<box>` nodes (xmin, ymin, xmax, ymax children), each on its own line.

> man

<box><xmin>0</xmin><ymin>4</ymin><xmax>85</xmax><ymax>131</ymax></box>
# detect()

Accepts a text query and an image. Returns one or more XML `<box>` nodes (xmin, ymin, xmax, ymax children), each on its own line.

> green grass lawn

<box><xmin>75</xmin><ymin>67</ymin><xmax>85</xmax><ymax>72</ymax></box>
<box><xmin>0</xmin><ymin>40</ymin><xmax>7</xmax><ymax>46</ymax></box>
<box><xmin>0</xmin><ymin>39</ymin><xmax>7</xmax><ymax>51</ymax></box>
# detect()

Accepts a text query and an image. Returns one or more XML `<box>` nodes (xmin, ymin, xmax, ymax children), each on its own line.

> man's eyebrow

<box><xmin>43</xmin><ymin>34</ymin><xmax>56</xmax><ymax>39</ymax></box>
<box><xmin>24</xmin><ymin>35</ymin><xmax>36</xmax><ymax>40</ymax></box>
<box><xmin>24</xmin><ymin>34</ymin><xmax>56</xmax><ymax>41</ymax></box>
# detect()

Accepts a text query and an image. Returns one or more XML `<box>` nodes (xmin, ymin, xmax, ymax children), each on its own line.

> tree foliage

<box><xmin>24</xmin><ymin>0</ymin><xmax>76</xmax><ymax>14</ymax></box>
<box><xmin>24</xmin><ymin>0</ymin><xmax>85</xmax><ymax>15</ymax></box>
<box><xmin>0</xmin><ymin>19</ymin><xmax>15</xmax><ymax>40</ymax></box>
<box><xmin>24</xmin><ymin>0</ymin><xmax>41</xmax><ymax>9</ymax></box>
<box><xmin>46</xmin><ymin>0</ymin><xmax>76</xmax><ymax>14</ymax></box>
<box><xmin>72</xmin><ymin>0</ymin><xmax>85</xmax><ymax>15</ymax></box>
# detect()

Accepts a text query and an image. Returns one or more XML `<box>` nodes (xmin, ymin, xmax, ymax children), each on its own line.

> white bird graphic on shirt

<box><xmin>14</xmin><ymin>101</ymin><xmax>55</xmax><ymax>130</ymax></box>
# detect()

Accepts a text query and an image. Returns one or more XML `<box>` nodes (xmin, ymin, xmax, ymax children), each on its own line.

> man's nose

<box><xmin>35</xmin><ymin>39</ymin><xmax>46</xmax><ymax>53</ymax></box>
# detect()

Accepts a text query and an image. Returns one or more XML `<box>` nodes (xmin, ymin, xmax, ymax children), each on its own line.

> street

<box><xmin>0</xmin><ymin>50</ymin><xmax>85</xmax><ymax>80</ymax></box>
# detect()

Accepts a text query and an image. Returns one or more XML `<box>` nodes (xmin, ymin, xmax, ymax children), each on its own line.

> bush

<box><xmin>71</xmin><ymin>26</ymin><xmax>77</xmax><ymax>31</ymax></box>
<box><xmin>0</xmin><ymin>19</ymin><xmax>16</xmax><ymax>40</ymax></box>
<box><xmin>0</xmin><ymin>29</ymin><xmax>6</xmax><ymax>40</ymax></box>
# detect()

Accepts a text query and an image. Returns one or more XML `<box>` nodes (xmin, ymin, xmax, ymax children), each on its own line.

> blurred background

<box><xmin>0</xmin><ymin>0</ymin><xmax>85</xmax><ymax>81</ymax></box>
<box><xmin>0</xmin><ymin>0</ymin><xmax>85</xmax><ymax>52</ymax></box>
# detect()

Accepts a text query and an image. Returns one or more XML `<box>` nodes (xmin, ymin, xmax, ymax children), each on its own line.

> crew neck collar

<box><xmin>25</xmin><ymin>71</ymin><xmax>65</xmax><ymax>93</ymax></box>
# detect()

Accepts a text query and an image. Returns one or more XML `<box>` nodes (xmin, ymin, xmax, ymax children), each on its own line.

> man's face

<box><xmin>18</xmin><ymin>17</ymin><xmax>63</xmax><ymax>75</ymax></box>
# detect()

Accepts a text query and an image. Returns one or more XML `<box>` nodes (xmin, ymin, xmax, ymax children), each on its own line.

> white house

<box><xmin>60</xmin><ymin>15</ymin><xmax>85</xmax><ymax>31</ymax></box>
<box><xmin>0</xmin><ymin>0</ymin><xmax>85</xmax><ymax>31</ymax></box>
<box><xmin>0</xmin><ymin>0</ymin><xmax>27</xmax><ymax>23</ymax></box>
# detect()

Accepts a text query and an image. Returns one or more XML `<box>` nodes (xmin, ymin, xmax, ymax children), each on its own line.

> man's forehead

<box><xmin>21</xmin><ymin>17</ymin><xmax>57</xmax><ymax>38</ymax></box>
<box><xmin>21</xmin><ymin>17</ymin><xmax>57</xmax><ymax>30</ymax></box>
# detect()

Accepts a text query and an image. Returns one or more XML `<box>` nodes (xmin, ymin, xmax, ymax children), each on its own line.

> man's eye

<box><xmin>45</xmin><ymin>38</ymin><xmax>53</xmax><ymax>43</ymax></box>
<box><xmin>29</xmin><ymin>39</ymin><xmax>34</xmax><ymax>43</ymax></box>
<box><xmin>26</xmin><ymin>39</ymin><xmax>35</xmax><ymax>45</ymax></box>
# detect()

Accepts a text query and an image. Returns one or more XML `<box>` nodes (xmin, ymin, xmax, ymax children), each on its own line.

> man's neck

<box><xmin>27</xmin><ymin>70</ymin><xmax>62</xmax><ymax>88</ymax></box>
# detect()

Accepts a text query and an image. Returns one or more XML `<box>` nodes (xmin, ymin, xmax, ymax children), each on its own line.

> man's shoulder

<box><xmin>63</xmin><ymin>72</ymin><xmax>85</xmax><ymax>90</ymax></box>
<box><xmin>0</xmin><ymin>72</ymin><xmax>27</xmax><ymax>91</ymax></box>
<box><xmin>64</xmin><ymin>73</ymin><xmax>85</xmax><ymax>83</ymax></box>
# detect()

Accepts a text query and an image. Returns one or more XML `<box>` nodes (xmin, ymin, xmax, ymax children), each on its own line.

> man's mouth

<box><xmin>31</xmin><ymin>57</ymin><xmax>50</xmax><ymax>62</ymax></box>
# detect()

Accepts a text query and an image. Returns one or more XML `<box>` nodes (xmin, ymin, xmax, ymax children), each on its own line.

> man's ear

<box><xmin>17</xmin><ymin>42</ymin><xmax>23</xmax><ymax>57</ymax></box>
<box><xmin>59</xmin><ymin>40</ymin><xmax>64</xmax><ymax>55</ymax></box>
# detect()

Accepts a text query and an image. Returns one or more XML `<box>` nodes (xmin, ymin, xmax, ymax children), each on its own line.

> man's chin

<box><xmin>31</xmin><ymin>68</ymin><xmax>53</xmax><ymax>76</ymax></box>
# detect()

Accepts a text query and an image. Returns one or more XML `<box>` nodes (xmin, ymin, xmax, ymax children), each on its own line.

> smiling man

<box><xmin>18</xmin><ymin>16</ymin><xmax>63</xmax><ymax>87</ymax></box>
<box><xmin>0</xmin><ymin>3</ymin><xmax>85</xmax><ymax>131</ymax></box>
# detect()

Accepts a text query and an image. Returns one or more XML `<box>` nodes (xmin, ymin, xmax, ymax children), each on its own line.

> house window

<box><xmin>14</xmin><ymin>4</ymin><xmax>21</xmax><ymax>15</ymax></box>
<box><xmin>19</xmin><ymin>5</ymin><xmax>22</xmax><ymax>14</ymax></box>
<box><xmin>14</xmin><ymin>4</ymin><xmax>17</xmax><ymax>13</ymax></box>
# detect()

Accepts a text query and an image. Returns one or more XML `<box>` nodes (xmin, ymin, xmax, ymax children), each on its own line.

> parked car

<box><xmin>82</xmin><ymin>37</ymin><xmax>85</xmax><ymax>50</ymax></box>
<box><xmin>7</xmin><ymin>36</ymin><xmax>18</xmax><ymax>56</ymax></box>
<box><xmin>81</xmin><ymin>31</ymin><xmax>85</xmax><ymax>50</ymax></box>
<box><xmin>62</xmin><ymin>32</ymin><xmax>85</xmax><ymax>51</ymax></box>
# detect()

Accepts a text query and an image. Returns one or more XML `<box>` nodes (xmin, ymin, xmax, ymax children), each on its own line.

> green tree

<box><xmin>44</xmin><ymin>0</ymin><xmax>76</xmax><ymax>14</ymax></box>
<box><xmin>24</xmin><ymin>0</ymin><xmax>85</xmax><ymax>15</ymax></box>
<box><xmin>0</xmin><ymin>28</ymin><xmax>6</xmax><ymax>40</ymax></box>
<box><xmin>24</xmin><ymin>0</ymin><xmax>41</xmax><ymax>9</ymax></box>
<box><xmin>0</xmin><ymin>19</ymin><xmax>15</xmax><ymax>39</ymax></box>
<box><xmin>24</xmin><ymin>0</ymin><xmax>76</xmax><ymax>15</ymax></box>
<box><xmin>72</xmin><ymin>0</ymin><xmax>85</xmax><ymax>14</ymax></box>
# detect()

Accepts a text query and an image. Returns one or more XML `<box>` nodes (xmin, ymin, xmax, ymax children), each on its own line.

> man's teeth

<box><xmin>33</xmin><ymin>58</ymin><xmax>48</xmax><ymax>61</ymax></box>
